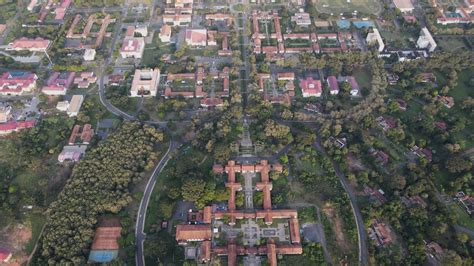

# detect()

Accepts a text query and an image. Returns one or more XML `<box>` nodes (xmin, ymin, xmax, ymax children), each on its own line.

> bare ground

<box><xmin>0</xmin><ymin>223</ymin><xmax>32</xmax><ymax>265</ymax></box>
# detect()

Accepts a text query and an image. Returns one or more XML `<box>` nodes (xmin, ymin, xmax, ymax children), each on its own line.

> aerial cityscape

<box><xmin>0</xmin><ymin>0</ymin><xmax>473</xmax><ymax>265</ymax></box>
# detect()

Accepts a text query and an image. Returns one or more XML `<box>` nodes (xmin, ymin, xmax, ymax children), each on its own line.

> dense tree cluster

<box><xmin>36</xmin><ymin>122</ymin><xmax>164</xmax><ymax>264</ymax></box>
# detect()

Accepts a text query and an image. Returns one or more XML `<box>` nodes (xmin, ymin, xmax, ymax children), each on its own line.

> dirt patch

<box><xmin>323</xmin><ymin>206</ymin><xmax>351</xmax><ymax>252</ymax></box>
<box><xmin>0</xmin><ymin>223</ymin><xmax>32</xmax><ymax>265</ymax></box>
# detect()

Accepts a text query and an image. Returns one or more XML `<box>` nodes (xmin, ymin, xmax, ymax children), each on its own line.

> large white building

<box><xmin>130</xmin><ymin>68</ymin><xmax>160</xmax><ymax>97</ymax></box>
<box><xmin>366</xmin><ymin>28</ymin><xmax>385</xmax><ymax>52</ymax></box>
<box><xmin>417</xmin><ymin>27</ymin><xmax>437</xmax><ymax>52</ymax></box>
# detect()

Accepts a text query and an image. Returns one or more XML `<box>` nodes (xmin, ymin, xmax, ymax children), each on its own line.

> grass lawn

<box><xmin>24</xmin><ymin>213</ymin><xmax>46</xmax><ymax>254</ymax></box>
<box><xmin>436</xmin><ymin>37</ymin><xmax>468</xmax><ymax>51</ymax></box>
<box><xmin>313</xmin><ymin>0</ymin><xmax>382</xmax><ymax>15</ymax></box>
<box><xmin>449</xmin><ymin>203</ymin><xmax>474</xmax><ymax>231</ymax></box>
<box><xmin>352</xmin><ymin>67</ymin><xmax>371</xmax><ymax>90</ymax></box>
<box><xmin>449</xmin><ymin>68</ymin><xmax>474</xmax><ymax>102</ymax></box>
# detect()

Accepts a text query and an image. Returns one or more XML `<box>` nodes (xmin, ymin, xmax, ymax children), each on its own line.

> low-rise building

<box><xmin>185</xmin><ymin>29</ymin><xmax>208</xmax><ymax>46</ymax></box>
<box><xmin>0</xmin><ymin>71</ymin><xmax>38</xmax><ymax>96</ymax></box>
<box><xmin>369</xmin><ymin>220</ymin><xmax>393</xmax><ymax>247</ymax></box>
<box><xmin>42</xmin><ymin>72</ymin><xmax>75</xmax><ymax>96</ymax></box>
<box><xmin>56</xmin><ymin>101</ymin><xmax>69</xmax><ymax>112</ymax></box>
<box><xmin>73</xmin><ymin>72</ymin><xmax>97</xmax><ymax>88</ymax></box>
<box><xmin>58</xmin><ymin>145</ymin><xmax>87</xmax><ymax>162</ymax></box>
<box><xmin>300</xmin><ymin>77</ymin><xmax>322</xmax><ymax>97</ymax></box>
<box><xmin>417</xmin><ymin>27</ymin><xmax>437</xmax><ymax>52</ymax></box>
<box><xmin>327</xmin><ymin>76</ymin><xmax>339</xmax><ymax>95</ymax></box>
<box><xmin>68</xmin><ymin>124</ymin><xmax>94</xmax><ymax>145</ymax></box>
<box><xmin>291</xmin><ymin>12</ymin><xmax>311</xmax><ymax>26</ymax></box>
<box><xmin>67</xmin><ymin>95</ymin><xmax>84</xmax><ymax>117</ymax></box>
<box><xmin>159</xmin><ymin>25</ymin><xmax>172</xmax><ymax>43</ymax></box>
<box><xmin>366</xmin><ymin>28</ymin><xmax>385</xmax><ymax>52</ymax></box>
<box><xmin>393</xmin><ymin>0</ymin><xmax>414</xmax><ymax>13</ymax></box>
<box><xmin>7</xmin><ymin>37</ymin><xmax>50</xmax><ymax>52</ymax></box>
<box><xmin>120</xmin><ymin>26</ymin><xmax>145</xmax><ymax>59</ymax></box>
<box><xmin>130</xmin><ymin>68</ymin><xmax>160</xmax><ymax>97</ymax></box>
<box><xmin>83</xmin><ymin>49</ymin><xmax>96</xmax><ymax>61</ymax></box>
<box><xmin>376</xmin><ymin>116</ymin><xmax>397</xmax><ymax>131</ymax></box>
<box><xmin>0</xmin><ymin>120</ymin><xmax>36</xmax><ymax>135</ymax></box>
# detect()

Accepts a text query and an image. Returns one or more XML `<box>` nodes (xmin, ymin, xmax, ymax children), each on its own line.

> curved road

<box><xmin>314</xmin><ymin>134</ymin><xmax>369</xmax><ymax>265</ymax></box>
<box><xmin>135</xmin><ymin>140</ymin><xmax>178</xmax><ymax>266</ymax></box>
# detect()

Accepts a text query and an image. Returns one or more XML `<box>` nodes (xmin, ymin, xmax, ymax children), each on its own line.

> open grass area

<box><xmin>352</xmin><ymin>67</ymin><xmax>371</xmax><ymax>90</ymax></box>
<box><xmin>313</xmin><ymin>0</ymin><xmax>382</xmax><ymax>15</ymax></box>
<box><xmin>24</xmin><ymin>213</ymin><xmax>46</xmax><ymax>254</ymax></box>
<box><xmin>435</xmin><ymin>37</ymin><xmax>469</xmax><ymax>51</ymax></box>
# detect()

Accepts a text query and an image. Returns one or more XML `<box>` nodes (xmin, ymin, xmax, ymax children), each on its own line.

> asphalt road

<box><xmin>135</xmin><ymin>140</ymin><xmax>178</xmax><ymax>266</ymax></box>
<box><xmin>314</xmin><ymin>134</ymin><xmax>369</xmax><ymax>265</ymax></box>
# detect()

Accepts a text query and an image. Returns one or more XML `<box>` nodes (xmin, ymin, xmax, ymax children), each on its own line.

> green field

<box><xmin>314</xmin><ymin>0</ymin><xmax>382</xmax><ymax>15</ymax></box>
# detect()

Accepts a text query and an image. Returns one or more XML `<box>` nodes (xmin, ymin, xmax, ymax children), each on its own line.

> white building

<box><xmin>83</xmin><ymin>49</ymin><xmax>96</xmax><ymax>61</ymax></box>
<box><xmin>56</xmin><ymin>101</ymin><xmax>69</xmax><ymax>112</ymax></box>
<box><xmin>366</xmin><ymin>28</ymin><xmax>385</xmax><ymax>52</ymax></box>
<box><xmin>159</xmin><ymin>25</ymin><xmax>172</xmax><ymax>43</ymax></box>
<box><xmin>130</xmin><ymin>68</ymin><xmax>160</xmax><ymax>97</ymax></box>
<box><xmin>67</xmin><ymin>95</ymin><xmax>84</xmax><ymax>117</ymax></box>
<box><xmin>393</xmin><ymin>0</ymin><xmax>414</xmax><ymax>13</ymax></box>
<box><xmin>417</xmin><ymin>27</ymin><xmax>437</xmax><ymax>52</ymax></box>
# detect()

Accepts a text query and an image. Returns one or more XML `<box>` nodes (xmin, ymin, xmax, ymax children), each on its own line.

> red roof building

<box><xmin>327</xmin><ymin>76</ymin><xmax>339</xmax><ymax>95</ymax></box>
<box><xmin>0</xmin><ymin>72</ymin><xmax>38</xmax><ymax>96</ymax></box>
<box><xmin>7</xmin><ymin>37</ymin><xmax>50</xmax><ymax>51</ymax></box>
<box><xmin>0</xmin><ymin>248</ymin><xmax>12</xmax><ymax>263</ymax></box>
<box><xmin>0</xmin><ymin>120</ymin><xmax>36</xmax><ymax>135</ymax></box>
<box><xmin>300</xmin><ymin>77</ymin><xmax>322</xmax><ymax>98</ymax></box>
<box><xmin>42</xmin><ymin>72</ymin><xmax>75</xmax><ymax>95</ymax></box>
<box><xmin>176</xmin><ymin>224</ymin><xmax>212</xmax><ymax>244</ymax></box>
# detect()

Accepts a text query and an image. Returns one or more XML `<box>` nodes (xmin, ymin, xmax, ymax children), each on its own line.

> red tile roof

<box><xmin>176</xmin><ymin>224</ymin><xmax>212</xmax><ymax>243</ymax></box>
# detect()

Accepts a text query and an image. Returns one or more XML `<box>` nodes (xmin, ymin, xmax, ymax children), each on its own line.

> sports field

<box><xmin>313</xmin><ymin>0</ymin><xmax>382</xmax><ymax>15</ymax></box>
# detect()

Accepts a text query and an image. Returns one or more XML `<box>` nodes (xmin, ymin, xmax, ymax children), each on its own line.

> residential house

<box><xmin>130</xmin><ymin>68</ymin><xmax>160</xmax><ymax>97</ymax></box>
<box><xmin>376</xmin><ymin>116</ymin><xmax>397</xmax><ymax>131</ymax></box>
<box><xmin>426</xmin><ymin>242</ymin><xmax>444</xmax><ymax>261</ymax></box>
<box><xmin>0</xmin><ymin>72</ymin><xmax>38</xmax><ymax>96</ymax></box>
<box><xmin>371</xmin><ymin>150</ymin><xmax>390</xmax><ymax>165</ymax></box>
<box><xmin>417</xmin><ymin>27</ymin><xmax>437</xmax><ymax>52</ymax></box>
<box><xmin>73</xmin><ymin>72</ymin><xmax>97</xmax><ymax>89</ymax></box>
<box><xmin>7</xmin><ymin>37</ymin><xmax>50</xmax><ymax>52</ymax></box>
<box><xmin>395</xmin><ymin>99</ymin><xmax>407</xmax><ymax>110</ymax></box>
<box><xmin>300</xmin><ymin>77</ymin><xmax>322</xmax><ymax>97</ymax></box>
<box><xmin>401</xmin><ymin>195</ymin><xmax>428</xmax><ymax>208</ymax></box>
<box><xmin>107</xmin><ymin>74</ymin><xmax>124</xmax><ymax>86</ymax></box>
<box><xmin>455</xmin><ymin>191</ymin><xmax>474</xmax><ymax>215</ymax></box>
<box><xmin>364</xmin><ymin>186</ymin><xmax>388</xmax><ymax>205</ymax></box>
<box><xmin>42</xmin><ymin>72</ymin><xmax>75</xmax><ymax>96</ymax></box>
<box><xmin>369</xmin><ymin>220</ymin><xmax>393</xmax><ymax>247</ymax></box>
<box><xmin>327</xmin><ymin>76</ymin><xmax>339</xmax><ymax>95</ymax></box>
<box><xmin>340</xmin><ymin>76</ymin><xmax>359</xmax><ymax>96</ymax></box>
<box><xmin>411</xmin><ymin>146</ymin><xmax>433</xmax><ymax>162</ymax></box>
<box><xmin>437</xmin><ymin>95</ymin><xmax>455</xmax><ymax>108</ymax></box>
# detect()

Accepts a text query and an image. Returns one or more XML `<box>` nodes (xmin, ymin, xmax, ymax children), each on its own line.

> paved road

<box><xmin>313</xmin><ymin>134</ymin><xmax>369</xmax><ymax>265</ymax></box>
<box><xmin>135</xmin><ymin>140</ymin><xmax>178</xmax><ymax>266</ymax></box>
